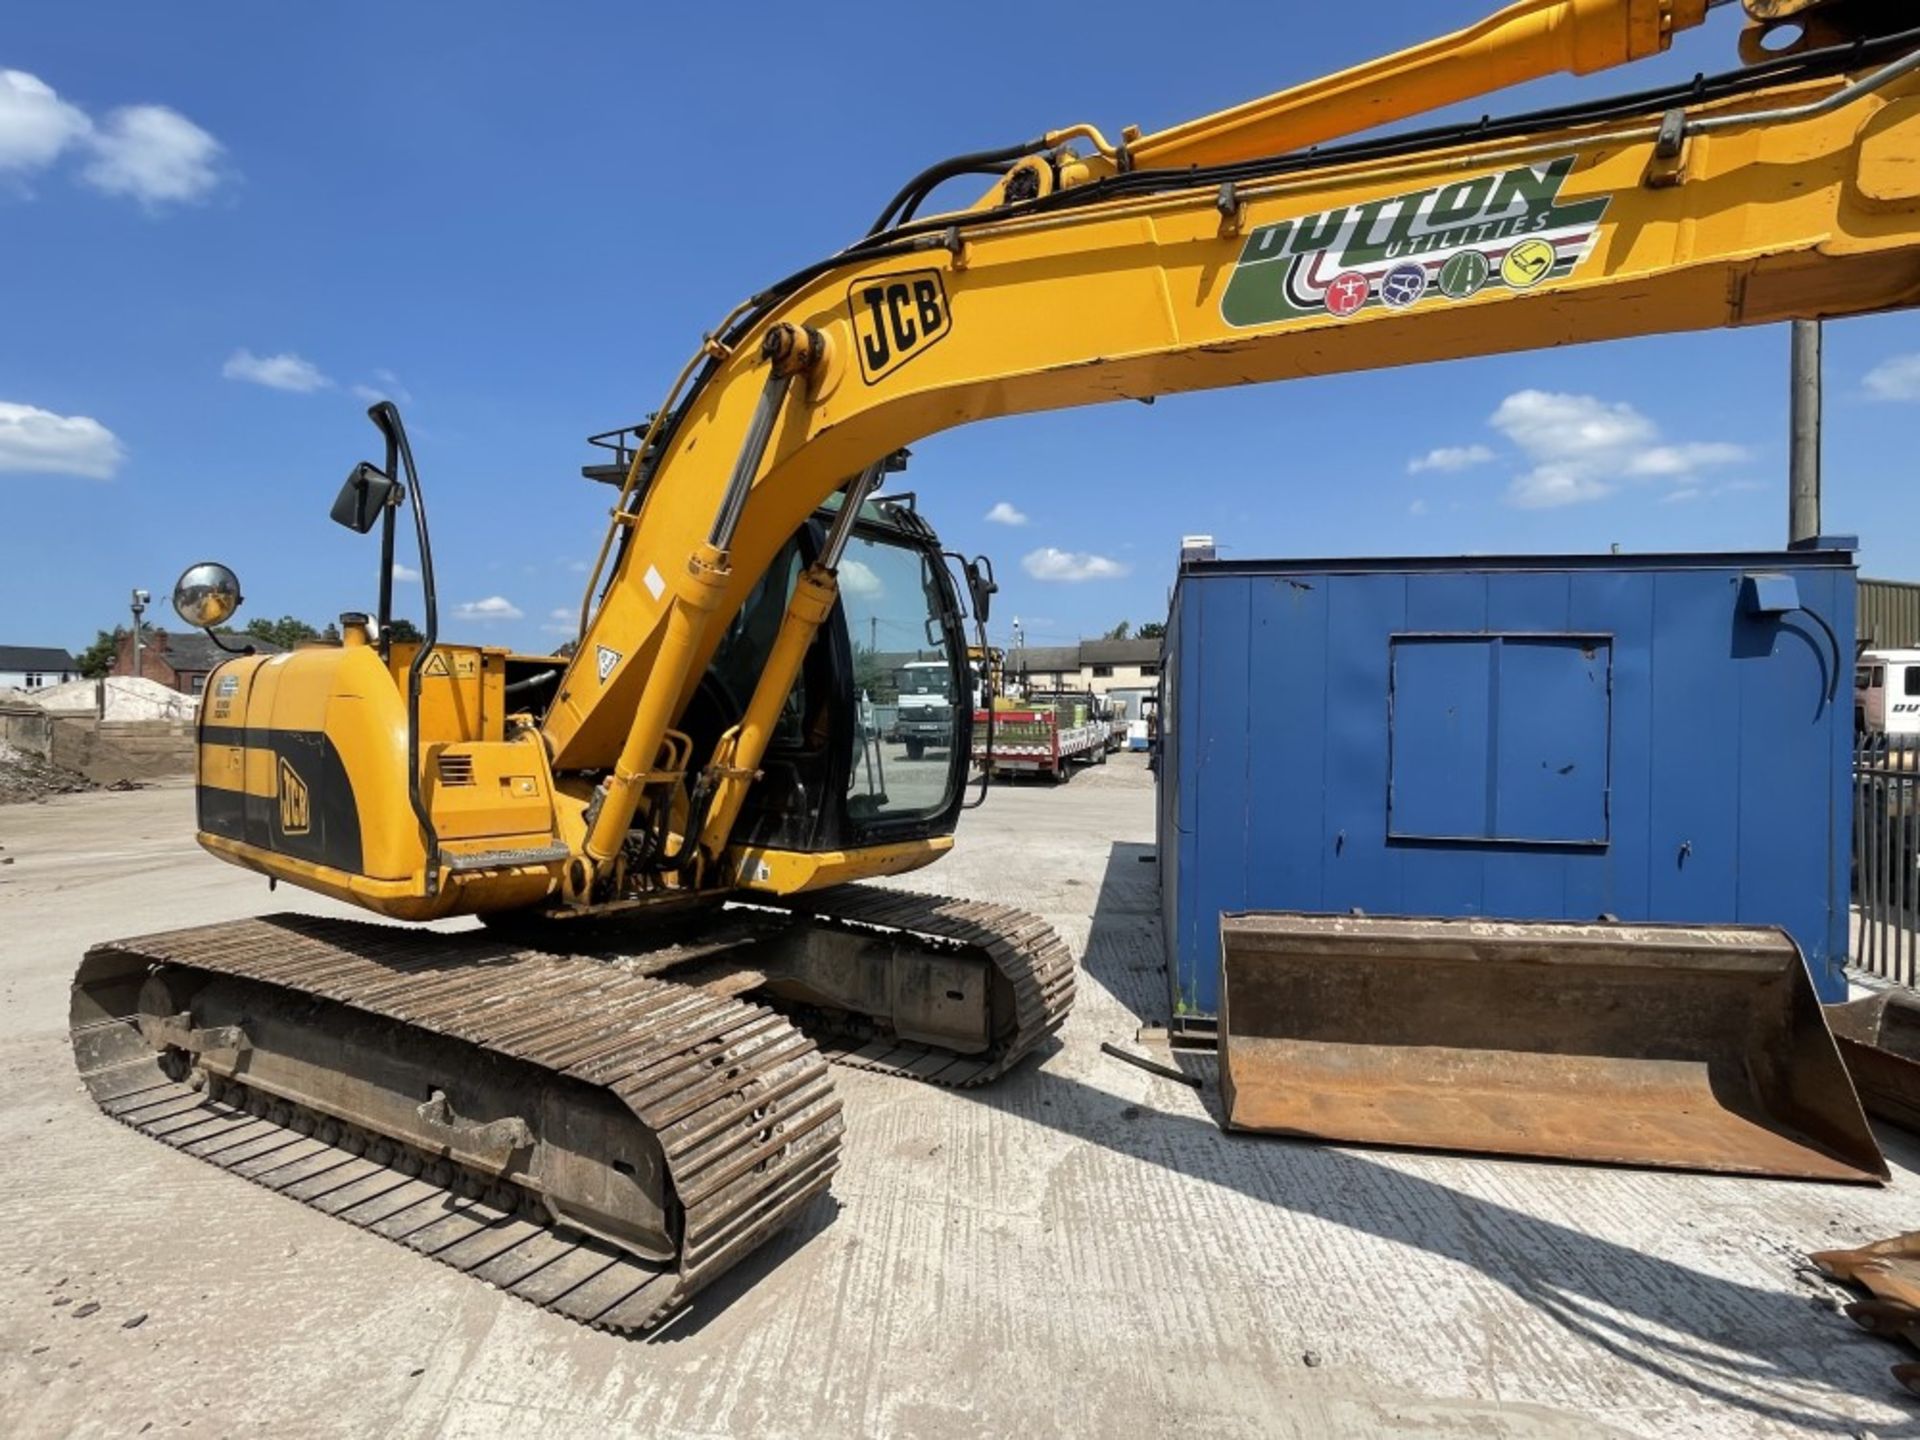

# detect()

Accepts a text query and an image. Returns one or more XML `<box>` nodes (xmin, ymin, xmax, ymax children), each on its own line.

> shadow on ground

<box><xmin>1019</xmin><ymin>838</ymin><xmax>1920</xmax><ymax>1434</ymax></box>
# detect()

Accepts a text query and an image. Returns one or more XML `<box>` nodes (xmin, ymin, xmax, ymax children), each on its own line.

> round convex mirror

<box><xmin>173</xmin><ymin>561</ymin><xmax>243</xmax><ymax>629</ymax></box>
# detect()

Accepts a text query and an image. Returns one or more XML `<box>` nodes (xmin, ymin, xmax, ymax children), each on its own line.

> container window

<box><xmin>1906</xmin><ymin>667</ymin><xmax>1920</xmax><ymax>697</ymax></box>
<box><xmin>1389</xmin><ymin>634</ymin><xmax>1612</xmax><ymax>845</ymax></box>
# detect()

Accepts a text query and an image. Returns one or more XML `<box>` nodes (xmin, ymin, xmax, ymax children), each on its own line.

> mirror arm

<box><xmin>366</xmin><ymin>401</ymin><xmax>442</xmax><ymax>897</ymax></box>
<box><xmin>375</xmin><ymin>422</ymin><xmax>401</xmax><ymax>662</ymax></box>
<box><xmin>202</xmin><ymin>628</ymin><xmax>254</xmax><ymax>657</ymax></box>
<box><xmin>375</xmin><ymin>483</ymin><xmax>403</xmax><ymax>664</ymax></box>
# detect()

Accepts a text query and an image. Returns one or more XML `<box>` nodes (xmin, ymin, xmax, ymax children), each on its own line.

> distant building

<box><xmin>112</xmin><ymin>629</ymin><xmax>283</xmax><ymax>697</ymax></box>
<box><xmin>1007</xmin><ymin>637</ymin><xmax>1161</xmax><ymax>695</ymax></box>
<box><xmin>1861</xmin><ymin>578</ymin><xmax>1920</xmax><ymax>650</ymax></box>
<box><xmin>0</xmin><ymin>645</ymin><xmax>79</xmax><ymax>691</ymax></box>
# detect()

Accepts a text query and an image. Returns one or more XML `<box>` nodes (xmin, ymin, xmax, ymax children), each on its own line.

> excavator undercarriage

<box><xmin>71</xmin><ymin>888</ymin><xmax>1073</xmax><ymax>1332</ymax></box>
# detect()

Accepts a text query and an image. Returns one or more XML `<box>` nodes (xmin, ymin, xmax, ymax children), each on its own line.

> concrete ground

<box><xmin>2</xmin><ymin>758</ymin><xmax>1918</xmax><ymax>1438</ymax></box>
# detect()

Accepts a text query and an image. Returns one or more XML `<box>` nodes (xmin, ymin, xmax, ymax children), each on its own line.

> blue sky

<box><xmin>7</xmin><ymin>1</ymin><xmax>1920</xmax><ymax>655</ymax></box>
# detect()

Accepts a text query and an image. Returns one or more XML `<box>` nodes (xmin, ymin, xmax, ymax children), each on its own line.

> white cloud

<box><xmin>1661</xmin><ymin>477</ymin><xmax>1764</xmax><ymax>505</ymax></box>
<box><xmin>1626</xmin><ymin>442</ymin><xmax>1748</xmax><ymax>476</ymax></box>
<box><xmin>352</xmin><ymin>369</ymin><xmax>412</xmax><ymax>405</ymax></box>
<box><xmin>1488</xmin><ymin>390</ymin><xmax>1747</xmax><ymax>509</ymax></box>
<box><xmin>1408</xmin><ymin>498</ymin><xmax>1430</xmax><ymax>516</ymax></box>
<box><xmin>541</xmin><ymin>605</ymin><xmax>576</xmax><ymax>635</ymax></box>
<box><xmin>985</xmin><ymin>501</ymin><xmax>1028</xmax><ymax>526</ymax></box>
<box><xmin>839</xmin><ymin>558</ymin><xmax>884</xmax><ymax>598</ymax></box>
<box><xmin>0</xmin><ymin>400</ymin><xmax>123</xmax><ymax>479</ymax></box>
<box><xmin>223</xmin><ymin>349</ymin><xmax>331</xmax><ymax>393</ymax></box>
<box><xmin>0</xmin><ymin>71</ymin><xmax>226</xmax><ymax>206</ymax></box>
<box><xmin>0</xmin><ymin>70</ymin><xmax>90</xmax><ymax>178</ymax></box>
<box><xmin>80</xmin><ymin>104</ymin><xmax>222</xmax><ymax>204</ymax></box>
<box><xmin>1864</xmin><ymin>353</ymin><xmax>1920</xmax><ymax>402</ymax></box>
<box><xmin>1407</xmin><ymin>444</ymin><xmax>1493</xmax><ymax>475</ymax></box>
<box><xmin>454</xmin><ymin>596</ymin><xmax>523</xmax><ymax>622</ymax></box>
<box><xmin>1022</xmin><ymin>547</ymin><xmax>1129</xmax><ymax>582</ymax></box>
<box><xmin>391</xmin><ymin>561</ymin><xmax>420</xmax><ymax>583</ymax></box>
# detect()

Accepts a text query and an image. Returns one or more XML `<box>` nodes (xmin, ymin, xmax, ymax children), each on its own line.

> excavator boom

<box><xmin>550</xmin><ymin>9</ymin><xmax>1920</xmax><ymax>892</ymax></box>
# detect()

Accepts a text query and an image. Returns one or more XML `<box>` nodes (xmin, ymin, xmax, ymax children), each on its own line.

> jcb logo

<box><xmin>848</xmin><ymin>269</ymin><xmax>949</xmax><ymax>383</ymax></box>
<box><xmin>278</xmin><ymin>757</ymin><xmax>311</xmax><ymax>836</ymax></box>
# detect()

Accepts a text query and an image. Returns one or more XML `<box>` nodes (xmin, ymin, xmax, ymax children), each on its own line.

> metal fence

<box><xmin>1853</xmin><ymin>733</ymin><xmax>1920</xmax><ymax>984</ymax></box>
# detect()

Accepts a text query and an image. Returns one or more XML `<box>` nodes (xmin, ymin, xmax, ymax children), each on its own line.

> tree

<box><xmin>245</xmin><ymin>615</ymin><xmax>322</xmax><ymax>650</ymax></box>
<box><xmin>1105</xmin><ymin>621</ymin><xmax>1131</xmax><ymax>641</ymax></box>
<box><xmin>1136</xmin><ymin>621</ymin><xmax>1166</xmax><ymax>641</ymax></box>
<box><xmin>76</xmin><ymin>628</ymin><xmax>122</xmax><ymax>680</ymax></box>
<box><xmin>383</xmin><ymin>617</ymin><xmax>423</xmax><ymax>644</ymax></box>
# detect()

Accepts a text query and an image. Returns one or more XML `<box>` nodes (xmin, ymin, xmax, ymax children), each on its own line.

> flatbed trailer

<box><xmin>972</xmin><ymin>705</ymin><xmax>1107</xmax><ymax>780</ymax></box>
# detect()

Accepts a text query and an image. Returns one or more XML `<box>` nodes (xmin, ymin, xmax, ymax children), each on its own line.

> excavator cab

<box><xmin>683</xmin><ymin>489</ymin><xmax>976</xmax><ymax>853</ymax></box>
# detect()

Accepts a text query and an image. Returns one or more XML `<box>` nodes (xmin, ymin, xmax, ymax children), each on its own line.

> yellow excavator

<box><xmin>68</xmin><ymin>0</ymin><xmax>1920</xmax><ymax>1332</ymax></box>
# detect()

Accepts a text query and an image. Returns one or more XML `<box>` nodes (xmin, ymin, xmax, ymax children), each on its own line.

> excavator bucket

<box><xmin>1826</xmin><ymin>990</ymin><xmax>1920</xmax><ymax>1133</ymax></box>
<box><xmin>1809</xmin><ymin>1230</ymin><xmax>1920</xmax><ymax>1395</ymax></box>
<box><xmin>1217</xmin><ymin>913</ymin><xmax>1887</xmax><ymax>1182</ymax></box>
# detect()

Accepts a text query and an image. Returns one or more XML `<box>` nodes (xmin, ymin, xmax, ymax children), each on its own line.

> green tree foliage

<box><xmin>1135</xmin><ymin>621</ymin><xmax>1166</xmax><ymax>641</ymax></box>
<box><xmin>1105</xmin><ymin>621</ymin><xmax>1131</xmax><ymax>641</ymax></box>
<box><xmin>244</xmin><ymin>615</ymin><xmax>323</xmax><ymax>650</ymax></box>
<box><xmin>852</xmin><ymin>645</ymin><xmax>898</xmax><ymax>703</ymax></box>
<box><xmin>383</xmin><ymin>617</ymin><xmax>424</xmax><ymax>644</ymax></box>
<box><xmin>76</xmin><ymin>627</ymin><xmax>123</xmax><ymax>679</ymax></box>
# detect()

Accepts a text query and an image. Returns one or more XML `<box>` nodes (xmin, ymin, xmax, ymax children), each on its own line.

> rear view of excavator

<box><xmin>70</xmin><ymin>0</ymin><xmax>1920</xmax><ymax>1330</ymax></box>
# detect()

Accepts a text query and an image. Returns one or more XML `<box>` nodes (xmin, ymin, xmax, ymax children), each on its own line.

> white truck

<box><xmin>1857</xmin><ymin>649</ymin><xmax>1920</xmax><ymax>735</ymax></box>
<box><xmin>894</xmin><ymin>657</ymin><xmax>974</xmax><ymax>759</ymax></box>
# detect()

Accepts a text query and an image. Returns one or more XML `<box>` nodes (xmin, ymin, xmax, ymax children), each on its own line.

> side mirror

<box><xmin>965</xmin><ymin>556</ymin><xmax>996</xmax><ymax>626</ymax></box>
<box><xmin>173</xmin><ymin>561</ymin><xmax>243</xmax><ymax>629</ymax></box>
<box><xmin>330</xmin><ymin>461</ymin><xmax>399</xmax><ymax>534</ymax></box>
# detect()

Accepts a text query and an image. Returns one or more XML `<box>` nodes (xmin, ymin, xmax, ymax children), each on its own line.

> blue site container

<box><xmin>1157</xmin><ymin>544</ymin><xmax>1858</xmax><ymax>1024</ymax></box>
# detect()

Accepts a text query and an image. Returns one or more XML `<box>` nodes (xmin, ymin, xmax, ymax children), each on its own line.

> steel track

<box><xmin>767</xmin><ymin>885</ymin><xmax>1077</xmax><ymax>1086</ymax></box>
<box><xmin>71</xmin><ymin>916</ymin><xmax>843</xmax><ymax>1334</ymax></box>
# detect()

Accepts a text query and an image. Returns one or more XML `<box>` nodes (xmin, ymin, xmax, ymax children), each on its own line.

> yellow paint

<box><xmin>733</xmin><ymin>837</ymin><xmax>954</xmax><ymax>895</ymax></box>
<box><xmin>425</xmin><ymin>739</ymin><xmax>557</xmax><ymax>843</ymax></box>
<box><xmin>198</xmin><ymin>834</ymin><xmax>552</xmax><ymax>921</ymax></box>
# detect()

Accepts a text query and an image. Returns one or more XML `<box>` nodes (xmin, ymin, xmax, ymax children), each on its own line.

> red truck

<box><xmin>972</xmin><ymin>692</ymin><xmax>1109</xmax><ymax>781</ymax></box>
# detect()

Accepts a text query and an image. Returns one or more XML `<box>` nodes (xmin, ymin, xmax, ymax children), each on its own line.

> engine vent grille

<box><xmin>436</xmin><ymin>753</ymin><xmax>476</xmax><ymax>787</ymax></box>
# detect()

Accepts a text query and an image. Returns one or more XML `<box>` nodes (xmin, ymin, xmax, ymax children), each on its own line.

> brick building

<box><xmin>112</xmin><ymin>629</ymin><xmax>283</xmax><ymax>697</ymax></box>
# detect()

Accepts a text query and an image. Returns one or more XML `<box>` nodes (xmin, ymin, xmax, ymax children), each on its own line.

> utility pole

<box><xmin>130</xmin><ymin>587</ymin><xmax>151</xmax><ymax>678</ymax></box>
<box><xmin>1789</xmin><ymin>319</ymin><xmax>1822</xmax><ymax>545</ymax></box>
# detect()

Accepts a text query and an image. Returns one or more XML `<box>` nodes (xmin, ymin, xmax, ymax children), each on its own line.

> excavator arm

<box><xmin>546</xmin><ymin>0</ymin><xmax>1920</xmax><ymax>894</ymax></box>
